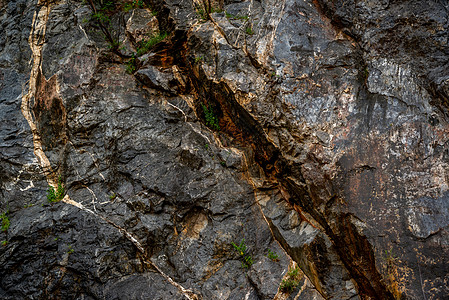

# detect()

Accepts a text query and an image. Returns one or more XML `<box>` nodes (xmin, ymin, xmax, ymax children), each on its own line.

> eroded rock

<box><xmin>1</xmin><ymin>0</ymin><xmax>449</xmax><ymax>299</ymax></box>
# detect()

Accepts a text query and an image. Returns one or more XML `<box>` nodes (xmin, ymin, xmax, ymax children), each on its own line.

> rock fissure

<box><xmin>175</xmin><ymin>19</ymin><xmax>395</xmax><ymax>297</ymax></box>
<box><xmin>181</xmin><ymin>60</ymin><xmax>384</xmax><ymax>297</ymax></box>
<box><xmin>2</xmin><ymin>0</ymin><xmax>449</xmax><ymax>298</ymax></box>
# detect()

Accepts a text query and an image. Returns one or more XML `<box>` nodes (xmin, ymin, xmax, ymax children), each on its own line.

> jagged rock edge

<box><xmin>150</xmin><ymin>0</ymin><xmax>396</xmax><ymax>298</ymax></box>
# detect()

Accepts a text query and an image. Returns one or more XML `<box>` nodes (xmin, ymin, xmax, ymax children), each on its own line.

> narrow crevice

<box><xmin>154</xmin><ymin>8</ymin><xmax>396</xmax><ymax>297</ymax></box>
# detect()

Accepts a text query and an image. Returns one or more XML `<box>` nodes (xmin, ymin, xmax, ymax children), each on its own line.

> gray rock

<box><xmin>1</xmin><ymin>0</ymin><xmax>449</xmax><ymax>299</ymax></box>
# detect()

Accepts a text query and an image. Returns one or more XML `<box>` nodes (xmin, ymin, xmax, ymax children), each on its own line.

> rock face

<box><xmin>1</xmin><ymin>0</ymin><xmax>448</xmax><ymax>299</ymax></box>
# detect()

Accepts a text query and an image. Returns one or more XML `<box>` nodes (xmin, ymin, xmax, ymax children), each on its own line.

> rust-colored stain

<box><xmin>35</xmin><ymin>73</ymin><xmax>60</xmax><ymax>110</ymax></box>
<box><xmin>181</xmin><ymin>212</ymin><xmax>208</xmax><ymax>240</ymax></box>
<box><xmin>211</xmin><ymin>88</ymin><xmax>247</xmax><ymax>146</ymax></box>
<box><xmin>201</xmin><ymin>237</ymin><xmax>233</xmax><ymax>282</ymax></box>
<box><xmin>383</xmin><ymin>254</ymin><xmax>404</xmax><ymax>299</ymax></box>
<box><xmin>293</xmin><ymin>203</ymin><xmax>319</xmax><ymax>229</ymax></box>
<box><xmin>156</xmin><ymin>49</ymin><xmax>175</xmax><ymax>68</ymax></box>
<box><xmin>33</xmin><ymin>71</ymin><xmax>67</xmax><ymax>149</ymax></box>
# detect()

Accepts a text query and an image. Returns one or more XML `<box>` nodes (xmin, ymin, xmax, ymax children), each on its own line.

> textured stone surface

<box><xmin>1</xmin><ymin>0</ymin><xmax>449</xmax><ymax>299</ymax></box>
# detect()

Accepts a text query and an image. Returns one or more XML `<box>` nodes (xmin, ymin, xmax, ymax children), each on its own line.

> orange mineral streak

<box><xmin>21</xmin><ymin>3</ymin><xmax>58</xmax><ymax>188</ymax></box>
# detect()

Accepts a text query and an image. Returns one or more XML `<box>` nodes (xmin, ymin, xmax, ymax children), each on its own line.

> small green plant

<box><xmin>279</xmin><ymin>265</ymin><xmax>301</xmax><ymax>292</ymax></box>
<box><xmin>0</xmin><ymin>211</ymin><xmax>10</xmax><ymax>232</ymax></box>
<box><xmin>280</xmin><ymin>278</ymin><xmax>298</xmax><ymax>292</ymax></box>
<box><xmin>109</xmin><ymin>192</ymin><xmax>117</xmax><ymax>200</ymax></box>
<box><xmin>195</xmin><ymin>55</ymin><xmax>204</xmax><ymax>63</ymax></box>
<box><xmin>23</xmin><ymin>203</ymin><xmax>34</xmax><ymax>208</ymax></box>
<box><xmin>123</xmin><ymin>0</ymin><xmax>144</xmax><ymax>12</ymax></box>
<box><xmin>54</xmin><ymin>237</ymin><xmax>59</xmax><ymax>241</ymax></box>
<box><xmin>47</xmin><ymin>178</ymin><xmax>65</xmax><ymax>203</ymax></box>
<box><xmin>232</xmin><ymin>239</ymin><xmax>253</xmax><ymax>269</ymax></box>
<box><xmin>363</xmin><ymin>66</ymin><xmax>369</xmax><ymax>80</ymax></box>
<box><xmin>245</xmin><ymin>26</ymin><xmax>254</xmax><ymax>35</ymax></box>
<box><xmin>232</xmin><ymin>239</ymin><xmax>247</xmax><ymax>256</ymax></box>
<box><xmin>123</xmin><ymin>4</ymin><xmax>132</xmax><ymax>12</ymax></box>
<box><xmin>1</xmin><ymin>240</ymin><xmax>8</xmax><ymax>246</ymax></box>
<box><xmin>225</xmin><ymin>12</ymin><xmax>248</xmax><ymax>20</ymax></box>
<box><xmin>84</xmin><ymin>0</ymin><xmax>122</xmax><ymax>52</ymax></box>
<box><xmin>202</xmin><ymin>104</ymin><xmax>220</xmax><ymax>131</ymax></box>
<box><xmin>135</xmin><ymin>32</ymin><xmax>168</xmax><ymax>56</ymax></box>
<box><xmin>134</xmin><ymin>0</ymin><xmax>144</xmax><ymax>8</ymax></box>
<box><xmin>126</xmin><ymin>55</ymin><xmax>137</xmax><ymax>74</ymax></box>
<box><xmin>67</xmin><ymin>244</ymin><xmax>74</xmax><ymax>254</ymax></box>
<box><xmin>287</xmin><ymin>265</ymin><xmax>299</xmax><ymax>277</ymax></box>
<box><xmin>197</xmin><ymin>8</ymin><xmax>207</xmax><ymax>20</ymax></box>
<box><xmin>267</xmin><ymin>249</ymin><xmax>279</xmax><ymax>261</ymax></box>
<box><xmin>383</xmin><ymin>248</ymin><xmax>398</xmax><ymax>265</ymax></box>
<box><xmin>242</xmin><ymin>255</ymin><xmax>253</xmax><ymax>268</ymax></box>
<box><xmin>101</xmin><ymin>0</ymin><xmax>116</xmax><ymax>11</ymax></box>
<box><xmin>107</xmin><ymin>39</ymin><xmax>121</xmax><ymax>50</ymax></box>
<box><xmin>92</xmin><ymin>11</ymin><xmax>110</xmax><ymax>24</ymax></box>
<box><xmin>47</xmin><ymin>187</ymin><xmax>56</xmax><ymax>202</ymax></box>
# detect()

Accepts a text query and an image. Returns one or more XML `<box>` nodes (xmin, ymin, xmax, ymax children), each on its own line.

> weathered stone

<box><xmin>126</xmin><ymin>8</ymin><xmax>159</xmax><ymax>44</ymax></box>
<box><xmin>135</xmin><ymin>65</ymin><xmax>177</xmax><ymax>93</ymax></box>
<box><xmin>1</xmin><ymin>0</ymin><xmax>449</xmax><ymax>299</ymax></box>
